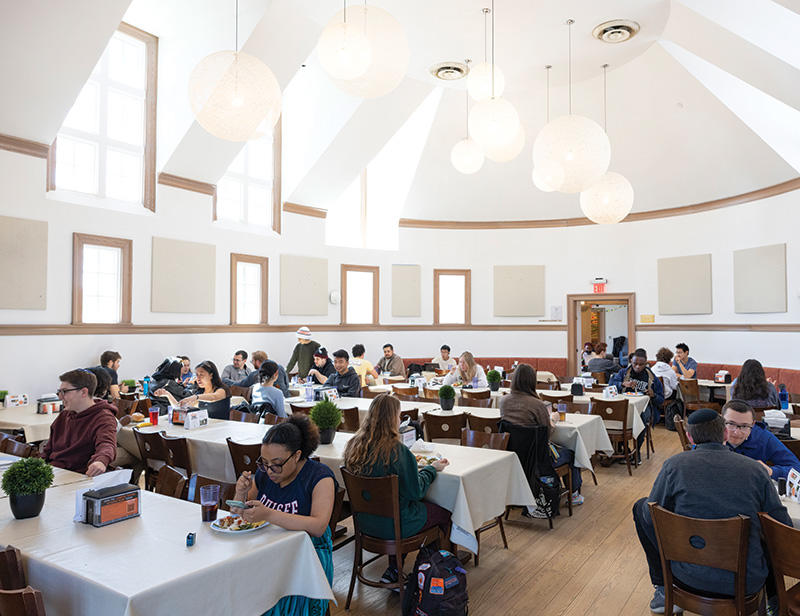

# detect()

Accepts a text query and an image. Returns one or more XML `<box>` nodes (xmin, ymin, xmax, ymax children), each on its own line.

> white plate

<box><xmin>414</xmin><ymin>452</ymin><xmax>442</xmax><ymax>467</ymax></box>
<box><xmin>210</xmin><ymin>517</ymin><xmax>270</xmax><ymax>534</ymax></box>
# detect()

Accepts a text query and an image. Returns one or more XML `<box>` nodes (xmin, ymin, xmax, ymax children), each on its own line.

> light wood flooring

<box><xmin>330</xmin><ymin>425</ymin><xmax>685</xmax><ymax>616</ymax></box>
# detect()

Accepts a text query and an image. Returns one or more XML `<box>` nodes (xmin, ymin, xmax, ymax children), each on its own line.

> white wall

<box><xmin>604</xmin><ymin>305</ymin><xmax>629</xmax><ymax>350</ymax></box>
<box><xmin>1</xmin><ymin>149</ymin><xmax>799</xmax><ymax>397</ymax></box>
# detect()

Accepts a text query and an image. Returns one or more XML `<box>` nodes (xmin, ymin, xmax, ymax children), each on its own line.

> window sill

<box><xmin>46</xmin><ymin>189</ymin><xmax>153</xmax><ymax>216</ymax></box>
<box><xmin>213</xmin><ymin>219</ymin><xmax>278</xmax><ymax>237</ymax></box>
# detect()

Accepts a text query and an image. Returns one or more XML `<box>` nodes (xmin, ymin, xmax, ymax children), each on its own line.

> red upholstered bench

<box><xmin>401</xmin><ymin>357</ymin><xmax>567</xmax><ymax>379</ymax></box>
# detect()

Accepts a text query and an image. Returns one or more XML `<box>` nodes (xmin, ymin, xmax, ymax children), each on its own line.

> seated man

<box><xmin>672</xmin><ymin>342</ymin><xmax>698</xmax><ymax>380</ymax></box>
<box><xmin>229</xmin><ymin>351</ymin><xmax>290</xmax><ymax>397</ymax></box>
<box><xmin>222</xmin><ymin>350</ymin><xmax>250</xmax><ymax>382</ymax></box>
<box><xmin>723</xmin><ymin>399</ymin><xmax>800</xmax><ymax>480</ymax></box>
<box><xmin>586</xmin><ymin>343</ymin><xmax>618</xmax><ymax>383</ymax></box>
<box><xmin>610</xmin><ymin>348</ymin><xmax>664</xmax><ymax>453</ymax></box>
<box><xmin>97</xmin><ymin>350</ymin><xmax>127</xmax><ymax>399</ymax></box>
<box><xmin>350</xmin><ymin>344</ymin><xmax>379</xmax><ymax>387</ymax></box>
<box><xmin>375</xmin><ymin>343</ymin><xmax>406</xmax><ymax>378</ymax></box>
<box><xmin>250</xmin><ymin>361</ymin><xmax>288</xmax><ymax>417</ymax></box>
<box><xmin>317</xmin><ymin>349</ymin><xmax>362</xmax><ymax>398</ymax></box>
<box><xmin>633</xmin><ymin>409</ymin><xmax>791</xmax><ymax>614</ymax></box>
<box><xmin>307</xmin><ymin>348</ymin><xmax>335</xmax><ymax>385</ymax></box>
<box><xmin>432</xmin><ymin>345</ymin><xmax>457</xmax><ymax>371</ymax></box>
<box><xmin>44</xmin><ymin>369</ymin><xmax>118</xmax><ymax>476</ymax></box>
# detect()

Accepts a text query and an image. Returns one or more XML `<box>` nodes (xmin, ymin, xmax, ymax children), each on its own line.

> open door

<box><xmin>567</xmin><ymin>293</ymin><xmax>636</xmax><ymax>377</ymax></box>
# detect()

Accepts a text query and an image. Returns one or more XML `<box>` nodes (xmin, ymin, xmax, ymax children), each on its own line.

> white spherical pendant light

<box><xmin>580</xmin><ymin>172</ymin><xmax>634</xmax><ymax>224</ymax></box>
<box><xmin>466</xmin><ymin>62</ymin><xmax>505</xmax><ymax>102</ymax></box>
<box><xmin>317</xmin><ymin>21</ymin><xmax>372</xmax><ymax>80</ymax></box>
<box><xmin>327</xmin><ymin>5</ymin><xmax>409</xmax><ymax>98</ymax></box>
<box><xmin>468</xmin><ymin>97</ymin><xmax>520</xmax><ymax>151</ymax></box>
<box><xmin>188</xmin><ymin>51</ymin><xmax>281</xmax><ymax>142</ymax></box>
<box><xmin>484</xmin><ymin>126</ymin><xmax>525</xmax><ymax>162</ymax></box>
<box><xmin>533</xmin><ymin>114</ymin><xmax>611</xmax><ymax>193</ymax></box>
<box><xmin>450</xmin><ymin>139</ymin><xmax>484</xmax><ymax>174</ymax></box>
<box><xmin>532</xmin><ymin>160</ymin><xmax>565</xmax><ymax>192</ymax></box>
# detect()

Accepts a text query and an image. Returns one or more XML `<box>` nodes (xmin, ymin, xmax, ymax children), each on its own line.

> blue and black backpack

<box><xmin>402</xmin><ymin>546</ymin><xmax>468</xmax><ymax>615</ymax></box>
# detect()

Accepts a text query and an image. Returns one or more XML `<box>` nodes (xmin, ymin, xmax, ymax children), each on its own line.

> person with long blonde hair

<box><xmin>442</xmin><ymin>351</ymin><xmax>488</xmax><ymax>388</ymax></box>
<box><xmin>343</xmin><ymin>394</ymin><xmax>451</xmax><ymax>587</ymax></box>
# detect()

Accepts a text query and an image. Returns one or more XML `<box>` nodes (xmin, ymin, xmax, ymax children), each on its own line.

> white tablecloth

<box><xmin>0</xmin><ymin>485</ymin><xmax>333</xmax><ymax>616</ymax></box>
<box><xmin>314</xmin><ymin>432</ymin><xmax>535</xmax><ymax>554</ymax></box>
<box><xmin>696</xmin><ymin>379</ymin><xmax>733</xmax><ymax>401</ymax></box>
<box><xmin>0</xmin><ymin>460</ymin><xmax>90</xmax><ymax>496</ymax></box>
<box><xmin>551</xmin><ymin>389</ymin><xmax>648</xmax><ymax>437</ymax></box>
<box><xmin>0</xmin><ymin>405</ymin><xmax>56</xmax><ymax>442</ymax></box>
<box><xmin>286</xmin><ymin>397</ymin><xmax>440</xmax><ymax>424</ymax></box>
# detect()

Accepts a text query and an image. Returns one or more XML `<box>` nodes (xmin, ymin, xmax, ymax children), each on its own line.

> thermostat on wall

<box><xmin>329</xmin><ymin>291</ymin><xmax>341</xmax><ymax>305</ymax></box>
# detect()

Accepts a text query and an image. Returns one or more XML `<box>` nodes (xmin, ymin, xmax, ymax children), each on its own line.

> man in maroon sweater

<box><xmin>44</xmin><ymin>369</ymin><xmax>118</xmax><ymax>476</ymax></box>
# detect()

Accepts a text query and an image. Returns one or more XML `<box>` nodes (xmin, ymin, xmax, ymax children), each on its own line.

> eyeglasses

<box><xmin>724</xmin><ymin>421</ymin><xmax>753</xmax><ymax>433</ymax></box>
<box><xmin>256</xmin><ymin>453</ymin><xmax>295</xmax><ymax>474</ymax></box>
<box><xmin>56</xmin><ymin>387</ymin><xmax>81</xmax><ymax>397</ymax></box>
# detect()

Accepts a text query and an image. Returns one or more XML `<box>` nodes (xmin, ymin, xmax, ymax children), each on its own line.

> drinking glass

<box><xmin>200</xmin><ymin>484</ymin><xmax>220</xmax><ymax>522</ymax></box>
<box><xmin>149</xmin><ymin>409</ymin><xmax>159</xmax><ymax>425</ymax></box>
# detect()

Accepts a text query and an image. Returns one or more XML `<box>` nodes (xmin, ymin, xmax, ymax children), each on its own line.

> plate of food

<box><xmin>414</xmin><ymin>453</ymin><xmax>442</xmax><ymax>468</ymax></box>
<box><xmin>210</xmin><ymin>515</ymin><xmax>269</xmax><ymax>534</ymax></box>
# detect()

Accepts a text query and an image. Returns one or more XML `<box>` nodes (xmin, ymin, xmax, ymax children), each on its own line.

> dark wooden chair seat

<box><xmin>422</xmin><ymin>412</ymin><xmax>467</xmax><ymax>442</ymax></box>
<box><xmin>588</xmin><ymin>398</ymin><xmax>637</xmax><ymax>476</ymax></box>
<box><xmin>466</xmin><ymin>414</ymin><xmax>499</xmax><ymax>433</ymax></box>
<box><xmin>226</xmin><ymin>437</ymin><xmax>261</xmax><ymax>478</ymax></box>
<box><xmin>0</xmin><ymin>586</ymin><xmax>46</xmax><ymax>616</ymax></box>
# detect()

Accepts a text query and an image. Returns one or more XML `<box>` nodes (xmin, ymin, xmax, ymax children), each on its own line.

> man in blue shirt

<box><xmin>672</xmin><ymin>342</ymin><xmax>698</xmax><ymax>380</ymax></box>
<box><xmin>723</xmin><ymin>399</ymin><xmax>800</xmax><ymax>480</ymax></box>
<box><xmin>610</xmin><ymin>348</ymin><xmax>664</xmax><ymax>457</ymax></box>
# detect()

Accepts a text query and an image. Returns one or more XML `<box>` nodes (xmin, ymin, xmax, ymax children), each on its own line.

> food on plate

<box><xmin>214</xmin><ymin>515</ymin><xmax>266</xmax><ymax>531</ymax></box>
<box><xmin>130</xmin><ymin>412</ymin><xmax>145</xmax><ymax>422</ymax></box>
<box><xmin>414</xmin><ymin>454</ymin><xmax>440</xmax><ymax>467</ymax></box>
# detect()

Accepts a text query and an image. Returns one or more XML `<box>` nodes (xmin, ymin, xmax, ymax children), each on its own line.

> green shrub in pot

<box><xmin>2</xmin><ymin>457</ymin><xmax>54</xmax><ymax>519</ymax></box>
<box><xmin>310</xmin><ymin>399</ymin><xmax>342</xmax><ymax>444</ymax></box>
<box><xmin>438</xmin><ymin>384</ymin><xmax>456</xmax><ymax>411</ymax></box>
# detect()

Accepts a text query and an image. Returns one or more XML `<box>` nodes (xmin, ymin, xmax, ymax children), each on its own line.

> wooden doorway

<box><xmin>567</xmin><ymin>293</ymin><xmax>636</xmax><ymax>377</ymax></box>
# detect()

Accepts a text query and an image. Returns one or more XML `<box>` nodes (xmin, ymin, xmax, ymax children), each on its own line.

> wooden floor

<box><xmin>330</xmin><ymin>425</ymin><xmax>684</xmax><ymax>616</ymax></box>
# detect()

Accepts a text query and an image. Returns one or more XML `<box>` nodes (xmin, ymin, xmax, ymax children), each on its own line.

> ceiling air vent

<box><xmin>592</xmin><ymin>20</ymin><xmax>640</xmax><ymax>44</ymax></box>
<box><xmin>429</xmin><ymin>61</ymin><xmax>470</xmax><ymax>81</ymax></box>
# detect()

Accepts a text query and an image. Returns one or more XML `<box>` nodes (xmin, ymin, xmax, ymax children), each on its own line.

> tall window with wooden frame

<box><xmin>341</xmin><ymin>265</ymin><xmax>379</xmax><ymax>325</ymax></box>
<box><xmin>230</xmin><ymin>254</ymin><xmax>268</xmax><ymax>325</ymax></box>
<box><xmin>72</xmin><ymin>233</ymin><xmax>132</xmax><ymax>324</ymax></box>
<box><xmin>434</xmin><ymin>269</ymin><xmax>471</xmax><ymax>325</ymax></box>
<box><xmin>48</xmin><ymin>23</ymin><xmax>158</xmax><ymax>210</ymax></box>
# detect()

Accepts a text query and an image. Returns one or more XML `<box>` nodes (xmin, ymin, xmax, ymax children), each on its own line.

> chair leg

<box><xmin>504</xmin><ymin>505</ymin><xmax>511</xmax><ymax>521</ymax></box>
<box><xmin>345</xmin><ymin>539</ymin><xmax>360</xmax><ymax>610</ymax></box>
<box><xmin>498</xmin><ymin>516</ymin><xmax>508</xmax><ymax>549</ymax></box>
<box><xmin>645</xmin><ymin>427</ymin><xmax>651</xmax><ymax>460</ymax></box>
<box><xmin>590</xmin><ymin>470</ymin><xmax>598</xmax><ymax>486</ymax></box>
<box><xmin>474</xmin><ymin>533</ymin><xmax>480</xmax><ymax>567</ymax></box>
<box><xmin>624</xmin><ymin>440</ymin><xmax>632</xmax><ymax>476</ymax></box>
<box><xmin>566</xmin><ymin>470</ymin><xmax>573</xmax><ymax>517</ymax></box>
<box><xmin>397</xmin><ymin>550</ymin><xmax>405</xmax><ymax>607</ymax></box>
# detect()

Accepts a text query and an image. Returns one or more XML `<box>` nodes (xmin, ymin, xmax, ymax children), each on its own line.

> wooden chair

<box><xmin>132</xmin><ymin>428</ymin><xmax>167</xmax><ymax>490</ymax></box>
<box><xmin>392</xmin><ymin>384</ymin><xmax>417</xmax><ymax>396</ymax></box>
<box><xmin>226</xmin><ymin>438</ymin><xmax>261</xmax><ymax>478</ymax></box>
<box><xmin>111</xmin><ymin>397</ymin><xmax>139</xmax><ymax>419</ymax></box>
<box><xmin>679</xmin><ymin>379</ymin><xmax>721</xmax><ymax>413</ymax></box>
<box><xmin>591</xmin><ymin>372</ymin><xmax>608</xmax><ymax>385</ymax></box>
<box><xmin>460</xmin><ymin>429</ymin><xmax>509</xmax><ymax>565</ymax></box>
<box><xmin>540</xmin><ymin>393</ymin><xmax>573</xmax><ymax>405</ymax></box>
<box><xmin>648</xmin><ymin>503</ymin><xmax>763</xmax><ymax>616</ymax></box>
<box><xmin>137</xmin><ymin>398</ymin><xmax>152</xmax><ymax>413</ymax></box>
<box><xmin>329</xmin><ymin>486</ymin><xmax>354</xmax><ymax>551</ymax></box>
<box><xmin>0</xmin><ymin>586</ymin><xmax>46</xmax><ymax>616</ymax></box>
<box><xmin>422</xmin><ymin>412</ymin><xmax>467</xmax><ymax>442</ymax></box>
<box><xmin>339</xmin><ymin>407</ymin><xmax>360</xmax><ymax>432</ymax></box>
<box><xmin>160</xmin><ymin>434</ymin><xmax>193</xmax><ymax>481</ymax></box>
<box><xmin>781</xmin><ymin>438</ymin><xmax>800</xmax><ymax>459</ymax></box>
<box><xmin>120</xmin><ymin>391</ymin><xmax>138</xmax><ymax>401</ymax></box>
<box><xmin>0</xmin><ymin>440</ymin><xmax>33</xmax><ymax>458</ymax></box>
<box><xmin>759</xmin><ymin>512</ymin><xmax>800</xmax><ymax>616</ymax></box>
<box><xmin>421</xmin><ymin>387</ymin><xmax>440</xmax><ymax>400</ymax></box>
<box><xmin>229</xmin><ymin>385</ymin><xmax>252</xmax><ymax>403</ymax></box>
<box><xmin>588</xmin><ymin>398</ymin><xmax>637</xmax><ymax>476</ymax></box>
<box><xmin>0</xmin><ymin>546</ymin><xmax>25</xmax><ymax>590</ymax></box>
<box><xmin>399</xmin><ymin>408</ymin><xmax>419</xmax><ymax>423</ymax></box>
<box><xmin>229</xmin><ymin>409</ymin><xmax>260</xmax><ymax>423</ymax></box>
<box><xmin>434</xmin><ymin>369</ymin><xmax>449</xmax><ymax>376</ymax></box>
<box><xmin>458</xmin><ymin>396</ymin><xmax>493</xmax><ymax>408</ymax></box>
<box><xmin>262</xmin><ymin>413</ymin><xmax>288</xmax><ymax>425</ymax></box>
<box><xmin>501</xmin><ymin>379</ymin><xmax>512</xmax><ymax>388</ymax></box>
<box><xmin>462</xmin><ymin>388</ymin><xmax>490</xmax><ymax>400</ymax></box>
<box><xmin>154</xmin><ymin>464</ymin><xmax>186</xmax><ymax>499</ymax></box>
<box><xmin>186</xmin><ymin>474</ymin><xmax>237</xmax><ymax>510</ymax></box>
<box><xmin>361</xmin><ymin>387</ymin><xmax>380</xmax><ymax>399</ymax></box>
<box><xmin>673</xmin><ymin>417</ymin><xmax>692</xmax><ymax>451</ymax></box>
<box><xmin>289</xmin><ymin>403</ymin><xmax>312</xmax><ymax>415</ymax></box>
<box><xmin>466</xmin><ymin>414</ymin><xmax>500</xmax><ymax>433</ymax></box>
<box><xmin>394</xmin><ymin>393</ymin><xmax>419</xmax><ymax>403</ymax></box>
<box><xmin>340</xmin><ymin>469</ymin><xmax>446</xmax><ymax>609</ymax></box>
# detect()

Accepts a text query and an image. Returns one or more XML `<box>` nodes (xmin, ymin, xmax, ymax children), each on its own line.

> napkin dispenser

<box><xmin>4</xmin><ymin>394</ymin><xmax>28</xmax><ymax>408</ymax></box>
<box><xmin>715</xmin><ymin>370</ymin><xmax>731</xmax><ymax>384</ymax></box>
<box><xmin>184</xmin><ymin>409</ymin><xmax>208</xmax><ymax>430</ymax></box>
<box><xmin>36</xmin><ymin>395</ymin><xmax>62</xmax><ymax>414</ymax></box>
<box><xmin>400</xmin><ymin>425</ymin><xmax>416</xmax><ymax>448</ymax></box>
<box><xmin>84</xmin><ymin>483</ymin><xmax>140</xmax><ymax>527</ymax></box>
<box><xmin>570</xmin><ymin>383</ymin><xmax>584</xmax><ymax>396</ymax></box>
<box><xmin>602</xmin><ymin>385</ymin><xmax>618</xmax><ymax>399</ymax></box>
<box><xmin>171</xmin><ymin>407</ymin><xmax>188</xmax><ymax>424</ymax></box>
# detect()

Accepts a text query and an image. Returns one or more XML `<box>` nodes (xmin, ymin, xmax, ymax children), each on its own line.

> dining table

<box><xmin>0</xmin><ymin>405</ymin><xmax>57</xmax><ymax>442</ymax></box>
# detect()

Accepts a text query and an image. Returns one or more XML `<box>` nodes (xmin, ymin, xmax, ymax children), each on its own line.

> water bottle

<box><xmin>143</xmin><ymin>375</ymin><xmax>151</xmax><ymax>397</ymax></box>
<box><xmin>305</xmin><ymin>379</ymin><xmax>314</xmax><ymax>402</ymax></box>
<box><xmin>472</xmin><ymin>376</ymin><xmax>478</xmax><ymax>388</ymax></box>
<box><xmin>779</xmin><ymin>384</ymin><xmax>789</xmax><ymax>410</ymax></box>
<box><xmin>291</xmin><ymin>374</ymin><xmax>298</xmax><ymax>387</ymax></box>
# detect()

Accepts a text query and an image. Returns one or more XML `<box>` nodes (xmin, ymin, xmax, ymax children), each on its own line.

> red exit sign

<box><xmin>592</xmin><ymin>282</ymin><xmax>606</xmax><ymax>293</ymax></box>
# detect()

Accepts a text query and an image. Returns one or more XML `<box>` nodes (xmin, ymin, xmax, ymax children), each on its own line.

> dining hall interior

<box><xmin>2</xmin><ymin>0</ymin><xmax>800</xmax><ymax>615</ymax></box>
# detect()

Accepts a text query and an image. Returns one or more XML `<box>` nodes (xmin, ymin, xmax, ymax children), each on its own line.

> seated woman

<box><xmin>232</xmin><ymin>415</ymin><xmax>335</xmax><ymax>616</ymax></box>
<box><xmin>343</xmin><ymin>394</ymin><xmax>451</xmax><ymax>587</ymax></box>
<box><xmin>178</xmin><ymin>356</ymin><xmax>194</xmax><ymax>385</ymax></box>
<box><xmin>154</xmin><ymin>360</ymin><xmax>231</xmax><ymax>419</ymax></box>
<box><xmin>442</xmin><ymin>351</ymin><xmax>488</xmax><ymax>388</ymax></box>
<box><xmin>731</xmin><ymin>359</ymin><xmax>780</xmax><ymax>409</ymax></box>
<box><xmin>498</xmin><ymin>363</ymin><xmax>584</xmax><ymax>515</ymax></box>
<box><xmin>250</xmin><ymin>361</ymin><xmax>288</xmax><ymax>418</ymax></box>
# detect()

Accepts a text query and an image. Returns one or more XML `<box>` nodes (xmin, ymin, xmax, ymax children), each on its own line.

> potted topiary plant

<box><xmin>487</xmin><ymin>370</ymin><xmax>502</xmax><ymax>392</ymax></box>
<box><xmin>121</xmin><ymin>379</ymin><xmax>137</xmax><ymax>390</ymax></box>
<box><xmin>438</xmin><ymin>385</ymin><xmax>456</xmax><ymax>411</ymax></box>
<box><xmin>310</xmin><ymin>399</ymin><xmax>342</xmax><ymax>445</ymax></box>
<box><xmin>2</xmin><ymin>457</ymin><xmax>54</xmax><ymax>520</ymax></box>
<box><xmin>0</xmin><ymin>390</ymin><xmax>7</xmax><ymax>404</ymax></box>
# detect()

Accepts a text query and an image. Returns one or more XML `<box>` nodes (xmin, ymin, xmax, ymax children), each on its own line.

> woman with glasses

<box><xmin>155</xmin><ymin>360</ymin><xmax>231</xmax><ymax>419</ymax></box>
<box><xmin>231</xmin><ymin>414</ymin><xmax>336</xmax><ymax>615</ymax></box>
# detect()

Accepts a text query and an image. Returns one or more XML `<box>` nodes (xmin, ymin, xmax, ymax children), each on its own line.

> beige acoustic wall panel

<box><xmin>392</xmin><ymin>265</ymin><xmax>421</xmax><ymax>317</ymax></box>
<box><xmin>734</xmin><ymin>243</ymin><xmax>787</xmax><ymax>313</ymax></box>
<box><xmin>493</xmin><ymin>265</ymin><xmax>545</xmax><ymax>316</ymax></box>
<box><xmin>151</xmin><ymin>237</ymin><xmax>215</xmax><ymax>313</ymax></box>
<box><xmin>280</xmin><ymin>255</ymin><xmax>328</xmax><ymax>315</ymax></box>
<box><xmin>0</xmin><ymin>216</ymin><xmax>47</xmax><ymax>309</ymax></box>
<box><xmin>657</xmin><ymin>254</ymin><xmax>712</xmax><ymax>314</ymax></box>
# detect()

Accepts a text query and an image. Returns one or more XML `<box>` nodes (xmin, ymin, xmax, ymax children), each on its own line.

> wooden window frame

<box><xmin>48</xmin><ymin>22</ymin><xmax>158</xmax><ymax>211</ymax></box>
<box><xmin>230</xmin><ymin>253</ymin><xmax>269</xmax><ymax>325</ymax></box>
<box><xmin>72</xmin><ymin>233</ymin><xmax>132</xmax><ymax>325</ymax></box>
<box><xmin>433</xmin><ymin>269</ymin><xmax>471</xmax><ymax>326</ymax></box>
<box><xmin>341</xmin><ymin>264</ymin><xmax>380</xmax><ymax>325</ymax></box>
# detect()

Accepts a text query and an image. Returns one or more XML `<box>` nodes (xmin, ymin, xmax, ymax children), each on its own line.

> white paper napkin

<box><xmin>73</xmin><ymin>469</ymin><xmax>134</xmax><ymax>522</ymax></box>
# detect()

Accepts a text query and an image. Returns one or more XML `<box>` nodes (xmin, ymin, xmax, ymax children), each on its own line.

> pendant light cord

<box><xmin>483</xmin><ymin>9</ymin><xmax>488</xmax><ymax>63</ymax></box>
<box><xmin>235</xmin><ymin>0</ymin><xmax>239</xmax><ymax>51</ymax></box>
<box><xmin>465</xmin><ymin>87</ymin><xmax>469</xmax><ymax>138</ymax></box>
<box><xmin>567</xmin><ymin>19</ymin><xmax>574</xmax><ymax>115</ymax></box>
<box><xmin>491</xmin><ymin>0</ymin><xmax>495</xmax><ymax>99</ymax></box>
<box><xmin>343</xmin><ymin>0</ymin><xmax>347</xmax><ymax>24</ymax></box>
<box><xmin>545</xmin><ymin>65</ymin><xmax>551</xmax><ymax>123</ymax></box>
<box><xmin>602</xmin><ymin>63</ymin><xmax>608</xmax><ymax>133</ymax></box>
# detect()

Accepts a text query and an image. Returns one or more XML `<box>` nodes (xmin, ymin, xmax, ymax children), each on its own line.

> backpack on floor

<box><xmin>402</xmin><ymin>546</ymin><xmax>468</xmax><ymax>616</ymax></box>
<box><xmin>664</xmin><ymin>398</ymin><xmax>684</xmax><ymax>431</ymax></box>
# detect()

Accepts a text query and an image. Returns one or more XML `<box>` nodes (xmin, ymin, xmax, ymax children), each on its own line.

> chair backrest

<box><xmin>498</xmin><ymin>420</ymin><xmax>553</xmax><ymax>481</ymax></box>
<box><xmin>262</xmin><ymin>413</ymin><xmax>288</xmax><ymax>426</ymax></box>
<box><xmin>229</xmin><ymin>409</ymin><xmax>260</xmax><ymax>423</ymax></box>
<box><xmin>462</xmin><ymin>388</ymin><xmax>490</xmax><ymax>400</ymax></box>
<box><xmin>132</xmin><ymin>428</ymin><xmax>167</xmax><ymax>465</ymax></box>
<box><xmin>340</xmin><ymin>468</ymin><xmax>402</xmax><ymax>541</ymax></box>
<box><xmin>0</xmin><ymin>546</ymin><xmax>25</xmax><ymax>590</ymax></box>
<box><xmin>394</xmin><ymin>393</ymin><xmax>419</xmax><ymax>403</ymax></box>
<box><xmin>155</xmin><ymin>464</ymin><xmax>186</xmax><ymax>499</ymax></box>
<box><xmin>434</xmin><ymin>369</ymin><xmax>449</xmax><ymax>376</ymax></box>
<box><xmin>362</xmin><ymin>387</ymin><xmax>379</xmax><ymax>399</ymax></box>
<box><xmin>229</xmin><ymin>385</ymin><xmax>251</xmax><ymax>402</ymax></box>
<box><xmin>111</xmin><ymin>397</ymin><xmax>138</xmax><ymax>419</ymax></box>
<box><xmin>588</xmin><ymin>398</ymin><xmax>630</xmax><ymax>429</ymax></box>
<box><xmin>186</xmin><ymin>474</ymin><xmax>237</xmax><ymax>509</ymax></box>
<box><xmin>0</xmin><ymin>586</ymin><xmax>46</xmax><ymax>616</ymax></box>
<box><xmin>329</xmin><ymin>486</ymin><xmax>347</xmax><ymax>536</ymax></box>
<box><xmin>160</xmin><ymin>434</ymin><xmax>193</xmax><ymax>476</ymax></box>
<box><xmin>758</xmin><ymin>512</ymin><xmax>800</xmax><ymax>606</ymax></box>
<box><xmin>289</xmin><ymin>403</ymin><xmax>312</xmax><ymax>415</ymax></box>
<box><xmin>422</xmin><ymin>387</ymin><xmax>440</xmax><ymax>400</ymax></box>
<box><xmin>392</xmin><ymin>384</ymin><xmax>417</xmax><ymax>396</ymax></box>
<box><xmin>399</xmin><ymin>408</ymin><xmax>419</xmax><ymax>422</ymax></box>
<box><xmin>460</xmin><ymin>428</ymin><xmax>509</xmax><ymax>450</ymax></box>
<box><xmin>540</xmin><ymin>393</ymin><xmax>573</xmax><ymax>405</ymax></box>
<box><xmin>0</xmin><ymin>440</ymin><xmax>33</xmax><ymax>458</ymax></box>
<box><xmin>780</xmin><ymin>438</ymin><xmax>800</xmax><ymax>459</ymax></box>
<box><xmin>648</xmin><ymin>503</ymin><xmax>750</xmax><ymax>606</ymax></box>
<box><xmin>673</xmin><ymin>417</ymin><xmax>692</xmax><ymax>451</ymax></box>
<box><xmin>226</xmin><ymin>437</ymin><xmax>261</xmax><ymax>477</ymax></box>
<box><xmin>458</xmin><ymin>396</ymin><xmax>492</xmax><ymax>408</ymax></box>
<box><xmin>678</xmin><ymin>379</ymin><xmax>700</xmax><ymax>402</ymax></box>
<box><xmin>422</xmin><ymin>412</ymin><xmax>467</xmax><ymax>441</ymax></box>
<box><xmin>501</xmin><ymin>379</ymin><xmax>512</xmax><ymax>389</ymax></box>
<box><xmin>339</xmin><ymin>407</ymin><xmax>360</xmax><ymax>432</ymax></box>
<box><xmin>466</xmin><ymin>414</ymin><xmax>499</xmax><ymax>433</ymax></box>
<box><xmin>591</xmin><ymin>371</ymin><xmax>608</xmax><ymax>385</ymax></box>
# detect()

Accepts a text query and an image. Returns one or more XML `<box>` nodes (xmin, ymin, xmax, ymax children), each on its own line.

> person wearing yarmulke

<box><xmin>285</xmin><ymin>327</ymin><xmax>320</xmax><ymax>379</ymax></box>
<box><xmin>632</xmin><ymin>408</ymin><xmax>791</xmax><ymax>614</ymax></box>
